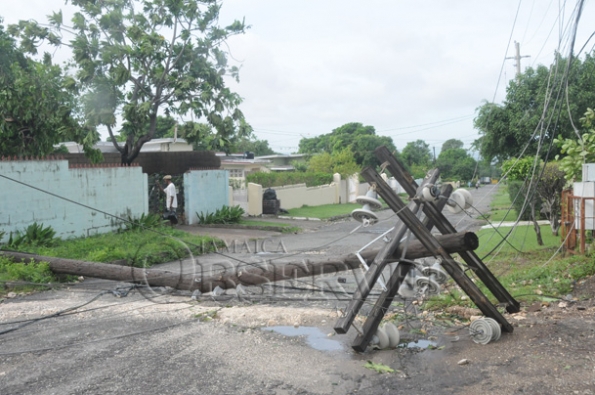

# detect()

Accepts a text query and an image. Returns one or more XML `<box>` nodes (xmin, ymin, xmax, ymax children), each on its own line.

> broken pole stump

<box><xmin>360</xmin><ymin>166</ymin><xmax>513</xmax><ymax>334</ymax></box>
<box><xmin>0</xmin><ymin>231</ymin><xmax>478</xmax><ymax>293</ymax></box>
<box><xmin>375</xmin><ymin>145</ymin><xmax>520</xmax><ymax>314</ymax></box>
<box><xmin>334</xmin><ymin>169</ymin><xmax>440</xmax><ymax>334</ymax></box>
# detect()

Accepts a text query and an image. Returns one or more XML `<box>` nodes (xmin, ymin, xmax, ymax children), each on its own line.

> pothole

<box><xmin>262</xmin><ymin>326</ymin><xmax>345</xmax><ymax>352</ymax></box>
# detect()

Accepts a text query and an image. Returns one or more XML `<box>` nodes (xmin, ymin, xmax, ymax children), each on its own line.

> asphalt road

<box><xmin>0</xmin><ymin>184</ymin><xmax>501</xmax><ymax>395</ymax></box>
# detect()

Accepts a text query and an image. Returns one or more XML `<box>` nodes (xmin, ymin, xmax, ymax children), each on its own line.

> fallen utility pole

<box><xmin>1</xmin><ymin>231</ymin><xmax>477</xmax><ymax>293</ymax></box>
<box><xmin>374</xmin><ymin>145</ymin><xmax>520</xmax><ymax>313</ymax></box>
<box><xmin>334</xmin><ymin>146</ymin><xmax>515</xmax><ymax>351</ymax></box>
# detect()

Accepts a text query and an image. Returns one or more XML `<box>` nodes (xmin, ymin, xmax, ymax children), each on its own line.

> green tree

<box><xmin>441</xmin><ymin>138</ymin><xmax>464</xmax><ymax>151</ymax></box>
<box><xmin>401</xmin><ymin>139</ymin><xmax>431</xmax><ymax>168</ymax></box>
<box><xmin>555</xmin><ymin>107</ymin><xmax>595</xmax><ymax>182</ymax></box>
<box><xmin>536</xmin><ymin>162</ymin><xmax>565</xmax><ymax>236</ymax></box>
<box><xmin>115</xmin><ymin>115</ymin><xmax>177</xmax><ymax>142</ymax></box>
<box><xmin>298</xmin><ymin>122</ymin><xmax>397</xmax><ymax>168</ymax></box>
<box><xmin>501</xmin><ymin>156</ymin><xmax>544</xmax><ymax>245</ymax></box>
<box><xmin>10</xmin><ymin>0</ymin><xmax>249</xmax><ymax>164</ymax></box>
<box><xmin>308</xmin><ymin>149</ymin><xmax>360</xmax><ymax>178</ymax></box>
<box><xmin>474</xmin><ymin>52</ymin><xmax>595</xmax><ymax>164</ymax></box>
<box><xmin>435</xmin><ymin>148</ymin><xmax>476</xmax><ymax>181</ymax></box>
<box><xmin>0</xmin><ymin>21</ymin><xmax>100</xmax><ymax>159</ymax></box>
<box><xmin>232</xmin><ymin>135</ymin><xmax>276</xmax><ymax>156</ymax></box>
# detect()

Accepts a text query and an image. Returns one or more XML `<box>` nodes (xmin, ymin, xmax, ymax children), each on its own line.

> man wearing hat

<box><xmin>158</xmin><ymin>175</ymin><xmax>178</xmax><ymax>225</ymax></box>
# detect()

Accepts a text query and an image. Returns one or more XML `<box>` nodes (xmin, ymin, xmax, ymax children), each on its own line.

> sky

<box><xmin>3</xmin><ymin>1</ymin><xmax>595</xmax><ymax>155</ymax></box>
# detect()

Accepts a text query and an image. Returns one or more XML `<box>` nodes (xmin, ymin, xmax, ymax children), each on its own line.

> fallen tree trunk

<box><xmin>1</xmin><ymin>231</ymin><xmax>477</xmax><ymax>293</ymax></box>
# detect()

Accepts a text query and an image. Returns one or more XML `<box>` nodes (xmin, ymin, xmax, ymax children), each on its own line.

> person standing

<box><xmin>157</xmin><ymin>175</ymin><xmax>178</xmax><ymax>225</ymax></box>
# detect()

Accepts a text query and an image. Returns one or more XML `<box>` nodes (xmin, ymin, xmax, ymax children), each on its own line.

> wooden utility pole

<box><xmin>334</xmin><ymin>146</ymin><xmax>515</xmax><ymax>351</ymax></box>
<box><xmin>2</xmin><ymin>231</ymin><xmax>479</xmax><ymax>293</ymax></box>
<box><xmin>506</xmin><ymin>41</ymin><xmax>530</xmax><ymax>80</ymax></box>
<box><xmin>375</xmin><ymin>145</ymin><xmax>520</xmax><ymax>313</ymax></box>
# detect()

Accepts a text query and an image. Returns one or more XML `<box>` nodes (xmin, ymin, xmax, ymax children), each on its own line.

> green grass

<box><xmin>474</xmin><ymin>224</ymin><xmax>559</xmax><ymax>257</ymax></box>
<box><xmin>287</xmin><ymin>203</ymin><xmax>362</xmax><ymax>219</ymax></box>
<box><xmin>424</xmin><ymin>186</ymin><xmax>595</xmax><ymax>311</ymax></box>
<box><xmin>8</xmin><ymin>227</ymin><xmax>223</xmax><ymax>268</ymax></box>
<box><xmin>0</xmin><ymin>256</ymin><xmax>71</xmax><ymax>296</ymax></box>
<box><xmin>486</xmin><ymin>185</ymin><xmax>518</xmax><ymax>222</ymax></box>
<box><xmin>427</xmin><ymin>250</ymin><xmax>595</xmax><ymax>310</ymax></box>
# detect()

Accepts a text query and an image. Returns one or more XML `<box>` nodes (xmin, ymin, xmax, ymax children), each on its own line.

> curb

<box><xmin>277</xmin><ymin>216</ymin><xmax>322</xmax><ymax>221</ymax></box>
<box><xmin>195</xmin><ymin>223</ymin><xmax>300</xmax><ymax>233</ymax></box>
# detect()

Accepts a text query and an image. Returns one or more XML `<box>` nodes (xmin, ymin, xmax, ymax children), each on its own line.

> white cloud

<box><xmin>3</xmin><ymin>0</ymin><xmax>594</xmax><ymax>153</ymax></box>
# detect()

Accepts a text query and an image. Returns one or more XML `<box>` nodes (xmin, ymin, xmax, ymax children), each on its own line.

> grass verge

<box><xmin>486</xmin><ymin>184</ymin><xmax>518</xmax><ymax>222</ymax></box>
<box><xmin>0</xmin><ymin>256</ymin><xmax>74</xmax><ymax>296</ymax></box>
<box><xmin>422</xmin><ymin>184</ymin><xmax>595</xmax><ymax>310</ymax></box>
<box><xmin>425</xmin><ymin>224</ymin><xmax>594</xmax><ymax>310</ymax></box>
<box><xmin>4</xmin><ymin>227</ymin><xmax>222</xmax><ymax>268</ymax></box>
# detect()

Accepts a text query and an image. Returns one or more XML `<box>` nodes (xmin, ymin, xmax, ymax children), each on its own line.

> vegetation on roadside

<box><xmin>120</xmin><ymin>213</ymin><xmax>164</xmax><ymax>232</ymax></box>
<box><xmin>2</xmin><ymin>219</ymin><xmax>222</xmax><ymax>269</ymax></box>
<box><xmin>196</xmin><ymin>205</ymin><xmax>244</xmax><ymax>225</ymax></box>
<box><xmin>5</xmin><ymin>222</ymin><xmax>57</xmax><ymax>249</ymax></box>
<box><xmin>426</xmin><ymin>246</ymin><xmax>595</xmax><ymax>311</ymax></box>
<box><xmin>246</xmin><ymin>172</ymin><xmax>333</xmax><ymax>188</ymax></box>
<box><xmin>424</xmin><ymin>187</ymin><xmax>594</xmax><ymax>311</ymax></box>
<box><xmin>484</xmin><ymin>184</ymin><xmax>517</xmax><ymax>222</ymax></box>
<box><xmin>0</xmin><ymin>256</ymin><xmax>72</xmax><ymax>296</ymax></box>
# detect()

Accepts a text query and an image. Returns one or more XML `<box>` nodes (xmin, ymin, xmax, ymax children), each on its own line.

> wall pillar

<box><xmin>247</xmin><ymin>183</ymin><xmax>263</xmax><ymax>216</ymax></box>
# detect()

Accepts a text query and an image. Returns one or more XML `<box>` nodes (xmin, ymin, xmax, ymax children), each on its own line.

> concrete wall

<box><xmin>247</xmin><ymin>183</ymin><xmax>263</xmax><ymax>216</ymax></box>
<box><xmin>231</xmin><ymin>187</ymin><xmax>248</xmax><ymax>214</ymax></box>
<box><xmin>184</xmin><ymin>170</ymin><xmax>229</xmax><ymax>225</ymax></box>
<box><xmin>0</xmin><ymin>159</ymin><xmax>147</xmax><ymax>242</ymax></box>
<box><xmin>274</xmin><ymin>183</ymin><xmax>339</xmax><ymax>210</ymax></box>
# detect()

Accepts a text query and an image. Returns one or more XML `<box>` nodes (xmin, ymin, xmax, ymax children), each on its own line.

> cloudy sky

<box><xmin>3</xmin><ymin>1</ymin><xmax>595</xmax><ymax>155</ymax></box>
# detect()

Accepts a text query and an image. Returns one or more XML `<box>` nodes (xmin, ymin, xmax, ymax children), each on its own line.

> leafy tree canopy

<box><xmin>0</xmin><ymin>20</ymin><xmax>100</xmax><ymax>159</ymax></box>
<box><xmin>298</xmin><ymin>122</ymin><xmax>397</xmax><ymax>168</ymax></box>
<box><xmin>555</xmin><ymin>107</ymin><xmax>595</xmax><ymax>182</ymax></box>
<box><xmin>474</xmin><ymin>52</ymin><xmax>595</xmax><ymax>164</ymax></box>
<box><xmin>9</xmin><ymin>0</ymin><xmax>249</xmax><ymax>164</ymax></box>
<box><xmin>308</xmin><ymin>149</ymin><xmax>360</xmax><ymax>178</ymax></box>
<box><xmin>536</xmin><ymin>161</ymin><xmax>565</xmax><ymax>235</ymax></box>
<box><xmin>231</xmin><ymin>135</ymin><xmax>276</xmax><ymax>156</ymax></box>
<box><xmin>501</xmin><ymin>156</ymin><xmax>541</xmax><ymax>182</ymax></box>
<box><xmin>435</xmin><ymin>148</ymin><xmax>476</xmax><ymax>181</ymax></box>
<box><xmin>441</xmin><ymin>138</ymin><xmax>464</xmax><ymax>152</ymax></box>
<box><xmin>401</xmin><ymin>139</ymin><xmax>431</xmax><ymax>168</ymax></box>
<box><xmin>115</xmin><ymin>115</ymin><xmax>176</xmax><ymax>142</ymax></box>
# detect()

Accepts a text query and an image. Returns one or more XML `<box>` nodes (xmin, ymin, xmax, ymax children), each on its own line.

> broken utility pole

<box><xmin>2</xmin><ymin>229</ymin><xmax>478</xmax><ymax>293</ymax></box>
<box><xmin>334</xmin><ymin>146</ymin><xmax>516</xmax><ymax>352</ymax></box>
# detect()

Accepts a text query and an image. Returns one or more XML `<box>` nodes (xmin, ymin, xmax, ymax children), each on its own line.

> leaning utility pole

<box><xmin>506</xmin><ymin>41</ymin><xmax>530</xmax><ymax>80</ymax></box>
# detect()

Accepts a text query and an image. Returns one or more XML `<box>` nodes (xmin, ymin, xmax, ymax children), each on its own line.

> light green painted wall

<box><xmin>0</xmin><ymin>159</ymin><xmax>148</xmax><ymax>242</ymax></box>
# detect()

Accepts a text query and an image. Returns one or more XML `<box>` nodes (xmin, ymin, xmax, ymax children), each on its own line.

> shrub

<box><xmin>8</xmin><ymin>222</ymin><xmax>57</xmax><ymax>249</ymax></box>
<box><xmin>507</xmin><ymin>180</ymin><xmax>543</xmax><ymax>221</ymax></box>
<box><xmin>0</xmin><ymin>257</ymin><xmax>55</xmax><ymax>284</ymax></box>
<box><xmin>246</xmin><ymin>171</ymin><xmax>333</xmax><ymax>187</ymax></box>
<box><xmin>197</xmin><ymin>205</ymin><xmax>244</xmax><ymax>224</ymax></box>
<box><xmin>121</xmin><ymin>213</ymin><xmax>163</xmax><ymax>232</ymax></box>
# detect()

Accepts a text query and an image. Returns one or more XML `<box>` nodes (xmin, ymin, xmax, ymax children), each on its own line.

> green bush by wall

<box><xmin>246</xmin><ymin>172</ymin><xmax>333</xmax><ymax>187</ymax></box>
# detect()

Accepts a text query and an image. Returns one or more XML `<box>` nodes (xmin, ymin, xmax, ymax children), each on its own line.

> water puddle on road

<box><xmin>262</xmin><ymin>326</ymin><xmax>344</xmax><ymax>352</ymax></box>
<box><xmin>402</xmin><ymin>339</ymin><xmax>437</xmax><ymax>349</ymax></box>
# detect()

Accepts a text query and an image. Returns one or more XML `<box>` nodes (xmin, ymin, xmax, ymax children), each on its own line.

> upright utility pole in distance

<box><xmin>506</xmin><ymin>41</ymin><xmax>531</xmax><ymax>80</ymax></box>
